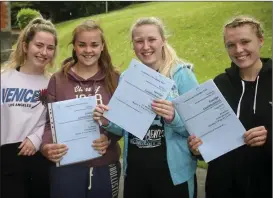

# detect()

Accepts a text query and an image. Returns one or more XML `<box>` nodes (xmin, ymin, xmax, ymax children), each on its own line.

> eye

<box><xmin>241</xmin><ymin>40</ymin><xmax>250</xmax><ymax>45</ymax></box>
<box><xmin>226</xmin><ymin>43</ymin><xmax>235</xmax><ymax>49</ymax></box>
<box><xmin>36</xmin><ymin>44</ymin><xmax>43</xmax><ymax>48</ymax></box>
<box><xmin>134</xmin><ymin>40</ymin><xmax>143</xmax><ymax>44</ymax></box>
<box><xmin>149</xmin><ymin>38</ymin><xmax>156</xmax><ymax>42</ymax></box>
<box><xmin>78</xmin><ymin>43</ymin><xmax>85</xmax><ymax>47</ymax></box>
<box><xmin>47</xmin><ymin>46</ymin><xmax>55</xmax><ymax>51</ymax></box>
<box><xmin>91</xmin><ymin>44</ymin><xmax>99</xmax><ymax>47</ymax></box>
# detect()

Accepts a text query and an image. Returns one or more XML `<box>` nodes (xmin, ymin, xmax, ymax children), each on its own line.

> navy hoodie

<box><xmin>205</xmin><ymin>58</ymin><xmax>272</xmax><ymax>198</ymax></box>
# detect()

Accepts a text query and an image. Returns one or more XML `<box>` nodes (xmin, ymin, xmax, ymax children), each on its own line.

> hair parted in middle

<box><xmin>63</xmin><ymin>19</ymin><xmax>119</xmax><ymax>95</ymax></box>
<box><xmin>4</xmin><ymin>17</ymin><xmax>58</xmax><ymax>73</ymax></box>
<box><xmin>131</xmin><ymin>17</ymin><xmax>193</xmax><ymax>78</ymax></box>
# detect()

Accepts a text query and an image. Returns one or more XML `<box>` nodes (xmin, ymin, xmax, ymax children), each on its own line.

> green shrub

<box><xmin>16</xmin><ymin>8</ymin><xmax>41</xmax><ymax>29</ymax></box>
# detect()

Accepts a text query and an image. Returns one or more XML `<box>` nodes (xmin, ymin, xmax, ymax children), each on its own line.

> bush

<box><xmin>16</xmin><ymin>8</ymin><xmax>41</xmax><ymax>29</ymax></box>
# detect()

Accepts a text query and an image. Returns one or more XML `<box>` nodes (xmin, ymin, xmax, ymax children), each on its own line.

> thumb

<box><xmin>18</xmin><ymin>139</ymin><xmax>26</xmax><ymax>149</ymax></box>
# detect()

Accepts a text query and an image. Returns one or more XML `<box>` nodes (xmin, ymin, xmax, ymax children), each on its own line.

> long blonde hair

<box><xmin>131</xmin><ymin>17</ymin><xmax>191</xmax><ymax>78</ymax></box>
<box><xmin>3</xmin><ymin>17</ymin><xmax>58</xmax><ymax>74</ymax></box>
<box><xmin>63</xmin><ymin>20</ymin><xmax>119</xmax><ymax>95</ymax></box>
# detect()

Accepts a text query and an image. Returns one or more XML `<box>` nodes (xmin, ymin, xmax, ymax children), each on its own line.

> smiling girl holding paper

<box><xmin>40</xmin><ymin>20</ymin><xmax>122</xmax><ymax>198</ymax></box>
<box><xmin>94</xmin><ymin>17</ymin><xmax>199</xmax><ymax>198</ymax></box>
<box><xmin>188</xmin><ymin>16</ymin><xmax>272</xmax><ymax>198</ymax></box>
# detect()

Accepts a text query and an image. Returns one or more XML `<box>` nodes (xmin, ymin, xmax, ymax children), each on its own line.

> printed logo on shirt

<box><xmin>74</xmin><ymin>85</ymin><xmax>103</xmax><ymax>105</ymax></box>
<box><xmin>1</xmin><ymin>88</ymin><xmax>46</xmax><ymax>108</ymax></box>
<box><xmin>130</xmin><ymin>115</ymin><xmax>165</xmax><ymax>148</ymax></box>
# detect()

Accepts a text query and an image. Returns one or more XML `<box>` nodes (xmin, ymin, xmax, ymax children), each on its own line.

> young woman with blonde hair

<box><xmin>1</xmin><ymin>17</ymin><xmax>58</xmax><ymax>198</ymax></box>
<box><xmin>188</xmin><ymin>16</ymin><xmax>272</xmax><ymax>198</ymax></box>
<box><xmin>94</xmin><ymin>17</ymin><xmax>199</xmax><ymax>198</ymax></box>
<box><xmin>40</xmin><ymin>19</ymin><xmax>121</xmax><ymax>198</ymax></box>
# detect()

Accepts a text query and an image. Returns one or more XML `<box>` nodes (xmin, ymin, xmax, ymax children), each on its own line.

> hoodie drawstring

<box><xmin>236</xmin><ymin>76</ymin><xmax>259</xmax><ymax>119</ymax></box>
<box><xmin>236</xmin><ymin>81</ymin><xmax>245</xmax><ymax>119</ymax></box>
<box><xmin>88</xmin><ymin>167</ymin><xmax>94</xmax><ymax>190</ymax></box>
<box><xmin>253</xmin><ymin>76</ymin><xmax>259</xmax><ymax>114</ymax></box>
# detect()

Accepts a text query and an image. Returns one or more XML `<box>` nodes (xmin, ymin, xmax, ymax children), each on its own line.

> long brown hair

<box><xmin>63</xmin><ymin>20</ymin><xmax>119</xmax><ymax>95</ymax></box>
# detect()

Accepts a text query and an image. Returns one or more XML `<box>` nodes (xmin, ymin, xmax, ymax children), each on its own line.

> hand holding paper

<box><xmin>173</xmin><ymin>79</ymin><xmax>246</xmax><ymax>162</ymax></box>
<box><xmin>103</xmin><ymin>59</ymin><xmax>174</xmax><ymax>140</ymax></box>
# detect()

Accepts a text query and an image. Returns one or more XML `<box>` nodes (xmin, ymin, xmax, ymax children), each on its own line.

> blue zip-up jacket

<box><xmin>103</xmin><ymin>63</ymin><xmax>199</xmax><ymax>196</ymax></box>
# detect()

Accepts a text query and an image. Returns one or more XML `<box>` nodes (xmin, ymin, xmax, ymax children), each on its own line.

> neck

<box><xmin>20</xmin><ymin>61</ymin><xmax>44</xmax><ymax>75</ymax></box>
<box><xmin>73</xmin><ymin>63</ymin><xmax>100</xmax><ymax>80</ymax></box>
<box><xmin>148</xmin><ymin>60</ymin><xmax>163</xmax><ymax>71</ymax></box>
<box><xmin>240</xmin><ymin>59</ymin><xmax>262</xmax><ymax>81</ymax></box>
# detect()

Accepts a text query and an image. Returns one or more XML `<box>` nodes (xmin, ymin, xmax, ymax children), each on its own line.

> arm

<box><xmin>27</xmin><ymin>109</ymin><xmax>47</xmax><ymax>151</ymax></box>
<box><xmin>41</xmin><ymin>75</ymin><xmax>56</xmax><ymax>147</ymax></box>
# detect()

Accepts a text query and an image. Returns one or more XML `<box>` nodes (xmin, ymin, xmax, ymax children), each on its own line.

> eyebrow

<box><xmin>77</xmin><ymin>41</ymin><xmax>100</xmax><ymax>44</ymax></box>
<box><xmin>35</xmin><ymin>41</ymin><xmax>55</xmax><ymax>47</ymax></box>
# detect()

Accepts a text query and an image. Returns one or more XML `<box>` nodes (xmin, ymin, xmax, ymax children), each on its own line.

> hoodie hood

<box><xmin>224</xmin><ymin>58</ymin><xmax>272</xmax><ymax>118</ymax></box>
<box><xmin>61</xmin><ymin>57</ymin><xmax>106</xmax><ymax>83</ymax></box>
<box><xmin>225</xmin><ymin>58</ymin><xmax>272</xmax><ymax>83</ymax></box>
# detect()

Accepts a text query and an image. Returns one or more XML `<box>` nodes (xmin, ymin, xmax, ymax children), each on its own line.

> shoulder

<box><xmin>173</xmin><ymin>64</ymin><xmax>198</xmax><ymax>86</ymax></box>
<box><xmin>213</xmin><ymin>73</ymin><xmax>229</xmax><ymax>87</ymax></box>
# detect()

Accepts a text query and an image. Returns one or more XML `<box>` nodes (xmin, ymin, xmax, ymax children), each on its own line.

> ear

<box><xmin>101</xmin><ymin>43</ymin><xmax>104</xmax><ymax>52</ymax></box>
<box><xmin>259</xmin><ymin>37</ymin><xmax>264</xmax><ymax>48</ymax></box>
<box><xmin>22</xmin><ymin>42</ymin><xmax>27</xmax><ymax>53</ymax></box>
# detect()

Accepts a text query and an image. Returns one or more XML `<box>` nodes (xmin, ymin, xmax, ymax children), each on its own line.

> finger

<box><xmin>93</xmin><ymin>140</ymin><xmax>109</xmax><ymax>148</ymax></box>
<box><xmin>99</xmin><ymin>149</ymin><xmax>106</xmax><ymax>155</ymax></box>
<box><xmin>192</xmin><ymin>142</ymin><xmax>202</xmax><ymax>150</ymax></box>
<box><xmin>93</xmin><ymin>145</ymin><xmax>108</xmax><ymax>152</ymax></box>
<box><xmin>94</xmin><ymin>106</ymin><xmax>105</xmax><ymax>114</ymax></box>
<box><xmin>152</xmin><ymin>106</ymin><xmax>173</xmax><ymax>117</ymax></box>
<box><xmin>18</xmin><ymin>140</ymin><xmax>26</xmax><ymax>149</ymax></box>
<box><xmin>245</xmin><ymin>130</ymin><xmax>267</xmax><ymax>142</ymax></box>
<box><xmin>188</xmin><ymin>135</ymin><xmax>196</xmax><ymax>142</ymax></box>
<box><xmin>189</xmin><ymin>138</ymin><xmax>202</xmax><ymax>148</ymax></box>
<box><xmin>93</xmin><ymin>111</ymin><xmax>103</xmax><ymax>118</ymax></box>
<box><xmin>153</xmin><ymin>99</ymin><xmax>172</xmax><ymax>105</ymax></box>
<box><xmin>98</xmin><ymin>104</ymin><xmax>109</xmax><ymax>111</ymax></box>
<box><xmin>244</xmin><ymin>126</ymin><xmax>266</xmax><ymax>137</ymax></box>
<box><xmin>51</xmin><ymin>151</ymin><xmax>67</xmax><ymax>160</ymax></box>
<box><xmin>53</xmin><ymin>147</ymin><xmax>68</xmax><ymax>155</ymax></box>
<box><xmin>152</xmin><ymin>102</ymin><xmax>173</xmax><ymax>111</ymax></box>
<box><xmin>250</xmin><ymin>140</ymin><xmax>266</xmax><ymax>147</ymax></box>
<box><xmin>247</xmin><ymin>135</ymin><xmax>267</xmax><ymax>145</ymax></box>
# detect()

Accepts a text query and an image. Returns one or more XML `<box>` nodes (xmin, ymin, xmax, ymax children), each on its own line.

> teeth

<box><xmin>37</xmin><ymin>57</ymin><xmax>46</xmax><ymax>61</ymax></box>
<box><xmin>143</xmin><ymin>52</ymin><xmax>153</xmax><ymax>56</ymax></box>
<box><xmin>237</xmin><ymin>55</ymin><xmax>247</xmax><ymax>60</ymax></box>
<box><xmin>83</xmin><ymin>55</ymin><xmax>93</xmax><ymax>59</ymax></box>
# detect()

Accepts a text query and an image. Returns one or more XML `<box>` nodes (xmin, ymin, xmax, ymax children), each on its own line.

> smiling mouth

<box><xmin>82</xmin><ymin>55</ymin><xmax>94</xmax><ymax>59</ymax></box>
<box><xmin>36</xmin><ymin>56</ymin><xmax>47</xmax><ymax>62</ymax></box>
<box><xmin>142</xmin><ymin>52</ymin><xmax>153</xmax><ymax>57</ymax></box>
<box><xmin>236</xmin><ymin>55</ymin><xmax>249</xmax><ymax>61</ymax></box>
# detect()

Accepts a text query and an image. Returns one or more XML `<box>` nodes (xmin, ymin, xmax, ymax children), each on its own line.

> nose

<box><xmin>235</xmin><ymin>44</ymin><xmax>244</xmax><ymax>53</ymax></box>
<box><xmin>143</xmin><ymin>40</ymin><xmax>150</xmax><ymax>50</ymax></box>
<box><xmin>41</xmin><ymin>47</ymin><xmax>47</xmax><ymax>55</ymax></box>
<box><xmin>85</xmin><ymin>46</ymin><xmax>92</xmax><ymax>53</ymax></box>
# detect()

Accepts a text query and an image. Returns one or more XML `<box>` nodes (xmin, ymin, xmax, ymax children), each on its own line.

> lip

<box><xmin>235</xmin><ymin>54</ymin><xmax>249</xmax><ymax>61</ymax></box>
<box><xmin>141</xmin><ymin>52</ymin><xmax>154</xmax><ymax>57</ymax></box>
<box><xmin>82</xmin><ymin>55</ymin><xmax>94</xmax><ymax>58</ymax></box>
<box><xmin>36</xmin><ymin>56</ymin><xmax>47</xmax><ymax>61</ymax></box>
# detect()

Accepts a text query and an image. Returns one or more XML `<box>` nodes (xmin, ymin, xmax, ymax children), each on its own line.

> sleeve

<box><xmin>102</xmin><ymin>121</ymin><xmax>124</xmax><ymax>137</ymax></box>
<box><xmin>27</xmin><ymin>109</ymin><xmax>47</xmax><ymax>151</ymax></box>
<box><xmin>165</xmin><ymin>67</ymin><xmax>199</xmax><ymax>136</ymax></box>
<box><xmin>40</xmin><ymin>75</ymin><xmax>57</xmax><ymax>148</ymax></box>
<box><xmin>264</xmin><ymin>125</ymin><xmax>272</xmax><ymax>158</ymax></box>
